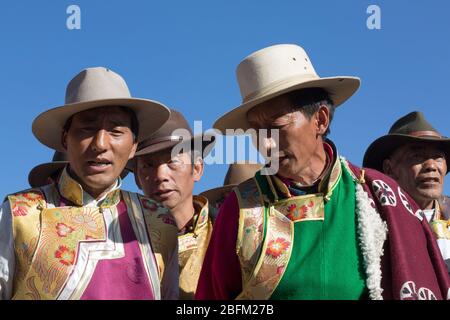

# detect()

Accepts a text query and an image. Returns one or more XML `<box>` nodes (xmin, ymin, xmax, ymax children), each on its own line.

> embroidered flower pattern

<box><xmin>56</xmin><ymin>223</ymin><xmax>74</xmax><ymax>237</ymax></box>
<box><xmin>142</xmin><ymin>198</ymin><xmax>159</xmax><ymax>211</ymax></box>
<box><xmin>266</xmin><ymin>237</ymin><xmax>290</xmax><ymax>259</ymax></box>
<box><xmin>285</xmin><ymin>200</ymin><xmax>315</xmax><ymax>221</ymax></box>
<box><xmin>54</xmin><ymin>245</ymin><xmax>75</xmax><ymax>266</ymax></box>
<box><xmin>10</xmin><ymin>192</ymin><xmax>44</xmax><ymax>217</ymax></box>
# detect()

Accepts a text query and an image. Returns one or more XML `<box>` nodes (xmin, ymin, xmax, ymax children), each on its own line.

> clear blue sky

<box><xmin>0</xmin><ymin>0</ymin><xmax>449</xmax><ymax>197</ymax></box>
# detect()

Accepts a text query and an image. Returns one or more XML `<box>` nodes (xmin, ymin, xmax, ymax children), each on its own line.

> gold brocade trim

<box><xmin>139</xmin><ymin>196</ymin><xmax>178</xmax><ymax>283</ymax></box>
<box><xmin>12</xmin><ymin>205</ymin><xmax>106</xmax><ymax>300</ymax></box>
<box><xmin>58</xmin><ymin>167</ymin><xmax>120</xmax><ymax>208</ymax></box>
<box><xmin>430</xmin><ymin>220</ymin><xmax>450</xmax><ymax>240</ymax></box>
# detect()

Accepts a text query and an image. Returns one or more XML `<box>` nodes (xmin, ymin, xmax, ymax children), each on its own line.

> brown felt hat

<box><xmin>363</xmin><ymin>111</ymin><xmax>450</xmax><ymax>173</ymax></box>
<box><xmin>133</xmin><ymin>109</ymin><xmax>216</xmax><ymax>158</ymax></box>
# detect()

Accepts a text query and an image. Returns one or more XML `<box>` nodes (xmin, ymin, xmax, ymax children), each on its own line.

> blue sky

<box><xmin>0</xmin><ymin>0</ymin><xmax>449</xmax><ymax>197</ymax></box>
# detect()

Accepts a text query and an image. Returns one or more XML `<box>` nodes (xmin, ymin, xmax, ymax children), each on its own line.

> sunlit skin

<box><xmin>383</xmin><ymin>142</ymin><xmax>447</xmax><ymax>210</ymax></box>
<box><xmin>247</xmin><ymin>95</ymin><xmax>330</xmax><ymax>185</ymax></box>
<box><xmin>136</xmin><ymin>150</ymin><xmax>204</xmax><ymax>230</ymax></box>
<box><xmin>62</xmin><ymin>106</ymin><xmax>137</xmax><ymax>200</ymax></box>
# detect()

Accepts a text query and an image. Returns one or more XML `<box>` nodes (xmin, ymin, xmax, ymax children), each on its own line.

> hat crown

<box><xmin>236</xmin><ymin>44</ymin><xmax>319</xmax><ymax>102</ymax></box>
<box><xmin>65</xmin><ymin>67</ymin><xmax>132</xmax><ymax>104</ymax></box>
<box><xmin>137</xmin><ymin>109</ymin><xmax>193</xmax><ymax>151</ymax></box>
<box><xmin>389</xmin><ymin>111</ymin><xmax>440</xmax><ymax>136</ymax></box>
<box><xmin>224</xmin><ymin>163</ymin><xmax>262</xmax><ymax>185</ymax></box>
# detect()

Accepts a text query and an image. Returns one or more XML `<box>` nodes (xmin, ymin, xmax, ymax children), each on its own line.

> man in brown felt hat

<box><xmin>0</xmin><ymin>67</ymin><xmax>179</xmax><ymax>300</ymax></box>
<box><xmin>130</xmin><ymin>109</ymin><xmax>215</xmax><ymax>299</ymax></box>
<box><xmin>196</xmin><ymin>44</ymin><xmax>450</xmax><ymax>300</ymax></box>
<box><xmin>364</xmin><ymin>111</ymin><xmax>450</xmax><ymax>272</ymax></box>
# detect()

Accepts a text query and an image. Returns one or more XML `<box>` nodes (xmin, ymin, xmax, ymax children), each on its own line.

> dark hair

<box><xmin>62</xmin><ymin>106</ymin><xmax>139</xmax><ymax>142</ymax></box>
<box><xmin>284</xmin><ymin>88</ymin><xmax>335</xmax><ymax>138</ymax></box>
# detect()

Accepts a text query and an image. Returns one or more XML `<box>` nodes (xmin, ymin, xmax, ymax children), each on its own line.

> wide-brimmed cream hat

<box><xmin>32</xmin><ymin>67</ymin><xmax>171</xmax><ymax>152</ymax></box>
<box><xmin>213</xmin><ymin>44</ymin><xmax>360</xmax><ymax>132</ymax></box>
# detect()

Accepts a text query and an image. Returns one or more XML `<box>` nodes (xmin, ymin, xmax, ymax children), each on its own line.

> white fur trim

<box><xmin>355</xmin><ymin>182</ymin><xmax>388</xmax><ymax>300</ymax></box>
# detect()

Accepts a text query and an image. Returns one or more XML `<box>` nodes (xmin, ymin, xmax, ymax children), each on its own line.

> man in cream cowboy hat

<box><xmin>0</xmin><ymin>67</ymin><xmax>179</xmax><ymax>300</ymax></box>
<box><xmin>200</xmin><ymin>163</ymin><xmax>262</xmax><ymax>220</ymax></box>
<box><xmin>196</xmin><ymin>44</ymin><xmax>450</xmax><ymax>300</ymax></box>
<box><xmin>364</xmin><ymin>111</ymin><xmax>450</xmax><ymax>273</ymax></box>
<box><xmin>131</xmin><ymin>109</ymin><xmax>215</xmax><ymax>299</ymax></box>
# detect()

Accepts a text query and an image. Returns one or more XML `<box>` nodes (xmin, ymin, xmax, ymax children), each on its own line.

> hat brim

<box><xmin>28</xmin><ymin>161</ymin><xmax>68</xmax><ymax>188</ymax></box>
<box><xmin>126</xmin><ymin>133</ymin><xmax>216</xmax><ymax>173</ymax></box>
<box><xmin>28</xmin><ymin>161</ymin><xmax>130</xmax><ymax>188</ymax></box>
<box><xmin>213</xmin><ymin>76</ymin><xmax>360</xmax><ymax>133</ymax></box>
<box><xmin>199</xmin><ymin>184</ymin><xmax>236</xmax><ymax>206</ymax></box>
<box><xmin>32</xmin><ymin>98</ymin><xmax>171</xmax><ymax>152</ymax></box>
<box><xmin>134</xmin><ymin>133</ymin><xmax>216</xmax><ymax>158</ymax></box>
<box><xmin>363</xmin><ymin>134</ymin><xmax>450</xmax><ymax>173</ymax></box>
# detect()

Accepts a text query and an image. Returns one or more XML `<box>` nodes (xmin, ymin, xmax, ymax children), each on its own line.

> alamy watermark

<box><xmin>367</xmin><ymin>5</ymin><xmax>381</xmax><ymax>30</ymax></box>
<box><xmin>170</xmin><ymin>121</ymin><xmax>281</xmax><ymax>175</ymax></box>
<box><xmin>67</xmin><ymin>5</ymin><xmax>81</xmax><ymax>30</ymax></box>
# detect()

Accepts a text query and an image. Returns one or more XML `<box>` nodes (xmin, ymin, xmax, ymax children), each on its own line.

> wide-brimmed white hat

<box><xmin>32</xmin><ymin>67</ymin><xmax>171</xmax><ymax>151</ymax></box>
<box><xmin>213</xmin><ymin>44</ymin><xmax>360</xmax><ymax>132</ymax></box>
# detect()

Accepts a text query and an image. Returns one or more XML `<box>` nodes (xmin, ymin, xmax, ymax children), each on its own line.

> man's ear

<box><xmin>315</xmin><ymin>105</ymin><xmax>330</xmax><ymax>136</ymax></box>
<box><xmin>61</xmin><ymin>131</ymin><xmax>68</xmax><ymax>150</ymax></box>
<box><xmin>133</xmin><ymin>158</ymin><xmax>142</xmax><ymax>190</ymax></box>
<box><xmin>193</xmin><ymin>157</ymin><xmax>204</xmax><ymax>182</ymax></box>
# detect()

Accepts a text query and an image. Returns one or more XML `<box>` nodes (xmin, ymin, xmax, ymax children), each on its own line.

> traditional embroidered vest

<box><xmin>7</xmin><ymin>184</ymin><xmax>177</xmax><ymax>300</ymax></box>
<box><xmin>178</xmin><ymin>195</ymin><xmax>213</xmax><ymax>299</ymax></box>
<box><xmin>234</xmin><ymin>157</ymin><xmax>381</xmax><ymax>300</ymax></box>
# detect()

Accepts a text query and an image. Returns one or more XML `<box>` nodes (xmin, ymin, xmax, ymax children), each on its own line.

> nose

<box><xmin>91</xmin><ymin>129</ymin><xmax>108</xmax><ymax>153</ymax></box>
<box><xmin>422</xmin><ymin>158</ymin><xmax>438</xmax><ymax>172</ymax></box>
<box><xmin>153</xmin><ymin>164</ymin><xmax>170</xmax><ymax>183</ymax></box>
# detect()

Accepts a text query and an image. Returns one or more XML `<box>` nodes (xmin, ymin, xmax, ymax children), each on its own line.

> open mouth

<box><xmin>86</xmin><ymin>159</ymin><xmax>113</xmax><ymax>172</ymax></box>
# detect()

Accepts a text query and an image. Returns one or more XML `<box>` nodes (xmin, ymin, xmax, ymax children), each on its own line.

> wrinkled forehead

<box><xmin>71</xmin><ymin>106</ymin><xmax>133</xmax><ymax>125</ymax></box>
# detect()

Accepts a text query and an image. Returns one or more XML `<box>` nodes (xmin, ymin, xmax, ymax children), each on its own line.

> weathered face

<box><xmin>247</xmin><ymin>95</ymin><xmax>329</xmax><ymax>181</ymax></box>
<box><xmin>383</xmin><ymin>142</ymin><xmax>447</xmax><ymax>209</ymax></box>
<box><xmin>62</xmin><ymin>106</ymin><xmax>137</xmax><ymax>198</ymax></box>
<box><xmin>135</xmin><ymin>149</ymin><xmax>203</xmax><ymax>211</ymax></box>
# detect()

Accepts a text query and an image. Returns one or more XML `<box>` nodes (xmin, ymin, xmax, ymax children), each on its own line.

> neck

<box><xmin>417</xmin><ymin>198</ymin><xmax>435</xmax><ymax>211</ymax></box>
<box><xmin>170</xmin><ymin>196</ymin><xmax>195</xmax><ymax>231</ymax></box>
<box><xmin>290</xmin><ymin>142</ymin><xmax>328</xmax><ymax>185</ymax></box>
<box><xmin>67</xmin><ymin>166</ymin><xmax>115</xmax><ymax>201</ymax></box>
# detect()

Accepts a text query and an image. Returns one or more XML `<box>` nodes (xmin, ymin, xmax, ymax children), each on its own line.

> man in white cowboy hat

<box><xmin>200</xmin><ymin>163</ymin><xmax>262</xmax><ymax>220</ymax></box>
<box><xmin>196</xmin><ymin>44</ymin><xmax>450</xmax><ymax>300</ymax></box>
<box><xmin>0</xmin><ymin>67</ymin><xmax>179</xmax><ymax>300</ymax></box>
<box><xmin>364</xmin><ymin>111</ymin><xmax>450</xmax><ymax>273</ymax></box>
<box><xmin>131</xmin><ymin>109</ymin><xmax>215</xmax><ymax>300</ymax></box>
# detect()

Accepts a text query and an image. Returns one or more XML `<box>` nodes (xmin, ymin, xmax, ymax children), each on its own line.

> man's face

<box><xmin>383</xmin><ymin>142</ymin><xmax>447</xmax><ymax>209</ymax></box>
<box><xmin>62</xmin><ymin>106</ymin><xmax>137</xmax><ymax>197</ymax></box>
<box><xmin>135</xmin><ymin>150</ymin><xmax>203</xmax><ymax>210</ymax></box>
<box><xmin>247</xmin><ymin>95</ymin><xmax>328</xmax><ymax>180</ymax></box>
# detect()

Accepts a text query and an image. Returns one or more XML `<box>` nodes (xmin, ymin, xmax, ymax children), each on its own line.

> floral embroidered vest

<box><xmin>234</xmin><ymin>157</ymin><xmax>373</xmax><ymax>299</ymax></box>
<box><xmin>178</xmin><ymin>195</ymin><xmax>213</xmax><ymax>299</ymax></box>
<box><xmin>7</xmin><ymin>183</ymin><xmax>177</xmax><ymax>300</ymax></box>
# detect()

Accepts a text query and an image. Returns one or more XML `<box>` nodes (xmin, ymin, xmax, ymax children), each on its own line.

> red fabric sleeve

<box><xmin>195</xmin><ymin>191</ymin><xmax>243</xmax><ymax>300</ymax></box>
